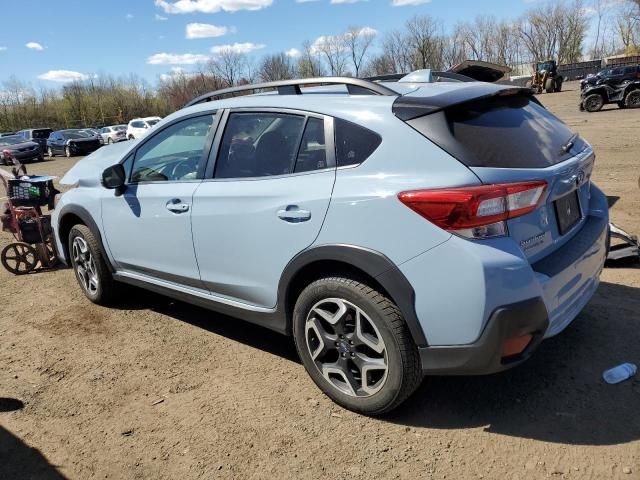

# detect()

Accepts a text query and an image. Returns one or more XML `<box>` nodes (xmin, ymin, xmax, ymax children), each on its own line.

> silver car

<box><xmin>100</xmin><ymin>125</ymin><xmax>128</xmax><ymax>144</ymax></box>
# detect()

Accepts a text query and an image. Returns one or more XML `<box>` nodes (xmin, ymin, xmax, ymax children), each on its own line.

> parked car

<box><xmin>126</xmin><ymin>117</ymin><xmax>162</xmax><ymax>140</ymax></box>
<box><xmin>580</xmin><ymin>79</ymin><xmax>640</xmax><ymax>112</ymax></box>
<box><xmin>79</xmin><ymin>128</ymin><xmax>104</xmax><ymax>145</ymax></box>
<box><xmin>0</xmin><ymin>135</ymin><xmax>43</xmax><ymax>165</ymax></box>
<box><xmin>0</xmin><ymin>131</ymin><xmax>16</xmax><ymax>137</ymax></box>
<box><xmin>15</xmin><ymin>128</ymin><xmax>53</xmax><ymax>153</ymax></box>
<box><xmin>580</xmin><ymin>64</ymin><xmax>640</xmax><ymax>90</ymax></box>
<box><xmin>47</xmin><ymin>129</ymin><xmax>102</xmax><ymax>158</ymax></box>
<box><xmin>52</xmin><ymin>75</ymin><xmax>609</xmax><ymax>415</ymax></box>
<box><xmin>100</xmin><ymin>125</ymin><xmax>128</xmax><ymax>144</ymax></box>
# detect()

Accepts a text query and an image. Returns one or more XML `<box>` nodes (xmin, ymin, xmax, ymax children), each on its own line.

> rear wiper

<box><xmin>560</xmin><ymin>133</ymin><xmax>579</xmax><ymax>154</ymax></box>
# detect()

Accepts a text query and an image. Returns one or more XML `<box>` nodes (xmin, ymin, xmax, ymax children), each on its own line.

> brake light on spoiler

<box><xmin>398</xmin><ymin>181</ymin><xmax>547</xmax><ymax>239</ymax></box>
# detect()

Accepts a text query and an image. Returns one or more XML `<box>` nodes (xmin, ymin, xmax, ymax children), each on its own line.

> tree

<box><xmin>405</xmin><ymin>15</ymin><xmax>446</xmax><ymax>70</ymax></box>
<box><xmin>258</xmin><ymin>53</ymin><xmax>296</xmax><ymax>82</ymax></box>
<box><xmin>343</xmin><ymin>26</ymin><xmax>377</xmax><ymax>77</ymax></box>
<box><xmin>297</xmin><ymin>40</ymin><xmax>325</xmax><ymax>78</ymax></box>
<box><xmin>314</xmin><ymin>34</ymin><xmax>349</xmax><ymax>76</ymax></box>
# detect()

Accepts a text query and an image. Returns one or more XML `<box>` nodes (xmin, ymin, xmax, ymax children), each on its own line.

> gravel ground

<box><xmin>1</xmin><ymin>83</ymin><xmax>639</xmax><ymax>479</ymax></box>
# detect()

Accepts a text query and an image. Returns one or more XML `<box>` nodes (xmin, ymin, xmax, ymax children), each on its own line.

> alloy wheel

<box><xmin>305</xmin><ymin>298</ymin><xmax>388</xmax><ymax>397</ymax></box>
<box><xmin>72</xmin><ymin>236</ymin><xmax>99</xmax><ymax>295</ymax></box>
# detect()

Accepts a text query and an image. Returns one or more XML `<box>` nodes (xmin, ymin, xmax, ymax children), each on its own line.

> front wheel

<box><xmin>68</xmin><ymin>225</ymin><xmax>116</xmax><ymax>305</ymax></box>
<box><xmin>583</xmin><ymin>93</ymin><xmax>604</xmax><ymax>112</ymax></box>
<box><xmin>47</xmin><ymin>147</ymin><xmax>54</xmax><ymax>158</ymax></box>
<box><xmin>293</xmin><ymin>277</ymin><xmax>422</xmax><ymax>415</ymax></box>
<box><xmin>624</xmin><ymin>89</ymin><xmax>640</xmax><ymax>108</ymax></box>
<box><xmin>64</xmin><ymin>146</ymin><xmax>71</xmax><ymax>158</ymax></box>
<box><xmin>107</xmin><ymin>137</ymin><xmax>113</xmax><ymax>144</ymax></box>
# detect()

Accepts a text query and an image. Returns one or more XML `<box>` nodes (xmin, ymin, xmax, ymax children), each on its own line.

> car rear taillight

<box><xmin>398</xmin><ymin>181</ymin><xmax>547</xmax><ymax>239</ymax></box>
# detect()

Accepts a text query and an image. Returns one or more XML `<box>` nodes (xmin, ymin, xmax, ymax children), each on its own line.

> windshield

<box><xmin>147</xmin><ymin>119</ymin><xmax>160</xmax><ymax>126</ymax></box>
<box><xmin>63</xmin><ymin>131</ymin><xmax>92</xmax><ymax>140</ymax></box>
<box><xmin>114</xmin><ymin>125</ymin><xmax>127</xmax><ymax>131</ymax></box>
<box><xmin>0</xmin><ymin>136</ymin><xmax>25</xmax><ymax>146</ymax></box>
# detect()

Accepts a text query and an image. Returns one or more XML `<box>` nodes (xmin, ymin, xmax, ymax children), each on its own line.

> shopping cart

<box><xmin>0</xmin><ymin>165</ymin><xmax>59</xmax><ymax>274</ymax></box>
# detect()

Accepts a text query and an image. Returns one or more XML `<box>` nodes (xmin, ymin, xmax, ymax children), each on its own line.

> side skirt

<box><xmin>113</xmin><ymin>273</ymin><xmax>288</xmax><ymax>336</ymax></box>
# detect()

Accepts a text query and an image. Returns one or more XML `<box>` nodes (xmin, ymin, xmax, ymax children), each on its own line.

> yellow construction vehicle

<box><xmin>527</xmin><ymin>60</ymin><xmax>564</xmax><ymax>94</ymax></box>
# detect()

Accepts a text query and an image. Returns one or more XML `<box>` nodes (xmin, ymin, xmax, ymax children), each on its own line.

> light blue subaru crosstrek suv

<box><xmin>52</xmin><ymin>72</ymin><xmax>609</xmax><ymax>414</ymax></box>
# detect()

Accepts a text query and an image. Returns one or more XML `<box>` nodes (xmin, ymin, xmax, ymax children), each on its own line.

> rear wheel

<box><xmin>583</xmin><ymin>93</ymin><xmax>604</xmax><ymax>112</ymax></box>
<box><xmin>107</xmin><ymin>137</ymin><xmax>113</xmax><ymax>144</ymax></box>
<box><xmin>624</xmin><ymin>89</ymin><xmax>640</xmax><ymax>108</ymax></box>
<box><xmin>555</xmin><ymin>77</ymin><xmax>563</xmax><ymax>92</ymax></box>
<box><xmin>68</xmin><ymin>225</ymin><xmax>116</xmax><ymax>305</ymax></box>
<box><xmin>293</xmin><ymin>276</ymin><xmax>422</xmax><ymax>415</ymax></box>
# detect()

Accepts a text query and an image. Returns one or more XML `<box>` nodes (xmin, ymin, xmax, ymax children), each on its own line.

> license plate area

<box><xmin>554</xmin><ymin>191</ymin><xmax>581</xmax><ymax>235</ymax></box>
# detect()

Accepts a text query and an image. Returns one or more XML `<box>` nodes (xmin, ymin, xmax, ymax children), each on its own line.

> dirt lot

<box><xmin>1</xmin><ymin>83</ymin><xmax>639</xmax><ymax>479</ymax></box>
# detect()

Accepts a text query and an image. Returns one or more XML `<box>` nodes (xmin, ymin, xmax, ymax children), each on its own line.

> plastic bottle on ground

<box><xmin>603</xmin><ymin>363</ymin><xmax>637</xmax><ymax>384</ymax></box>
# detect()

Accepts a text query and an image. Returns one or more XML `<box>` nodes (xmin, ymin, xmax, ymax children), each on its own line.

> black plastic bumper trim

<box><xmin>419</xmin><ymin>297</ymin><xmax>549</xmax><ymax>375</ymax></box>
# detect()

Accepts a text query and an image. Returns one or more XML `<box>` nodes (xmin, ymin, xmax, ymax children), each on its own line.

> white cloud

<box><xmin>186</xmin><ymin>23</ymin><xmax>235</xmax><ymax>39</ymax></box>
<box><xmin>331</xmin><ymin>0</ymin><xmax>368</xmax><ymax>3</ymax></box>
<box><xmin>26</xmin><ymin>42</ymin><xmax>44</xmax><ymax>51</ymax></box>
<box><xmin>210</xmin><ymin>42</ymin><xmax>266</xmax><ymax>55</ymax></box>
<box><xmin>155</xmin><ymin>13</ymin><xmax>168</xmax><ymax>20</ymax></box>
<box><xmin>160</xmin><ymin>67</ymin><xmax>199</xmax><ymax>82</ymax></box>
<box><xmin>125</xmin><ymin>13</ymin><xmax>134</xmax><ymax>21</ymax></box>
<box><xmin>285</xmin><ymin>48</ymin><xmax>301</xmax><ymax>57</ymax></box>
<box><xmin>296</xmin><ymin>0</ymin><xmax>320</xmax><ymax>2</ymax></box>
<box><xmin>0</xmin><ymin>47</ymin><xmax>7</xmax><ymax>51</ymax></box>
<box><xmin>147</xmin><ymin>52</ymin><xmax>210</xmax><ymax>65</ymax></box>
<box><xmin>391</xmin><ymin>0</ymin><xmax>431</xmax><ymax>5</ymax></box>
<box><xmin>38</xmin><ymin>70</ymin><xmax>90</xmax><ymax>82</ymax></box>
<box><xmin>155</xmin><ymin>0</ymin><xmax>272</xmax><ymax>14</ymax></box>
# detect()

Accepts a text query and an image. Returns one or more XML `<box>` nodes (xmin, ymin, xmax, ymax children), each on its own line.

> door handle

<box><xmin>166</xmin><ymin>198</ymin><xmax>190</xmax><ymax>213</ymax></box>
<box><xmin>277</xmin><ymin>205</ymin><xmax>311</xmax><ymax>223</ymax></box>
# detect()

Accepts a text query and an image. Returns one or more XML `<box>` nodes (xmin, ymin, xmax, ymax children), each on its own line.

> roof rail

<box><xmin>184</xmin><ymin>77</ymin><xmax>398</xmax><ymax>108</ymax></box>
<box><xmin>365</xmin><ymin>71</ymin><xmax>475</xmax><ymax>83</ymax></box>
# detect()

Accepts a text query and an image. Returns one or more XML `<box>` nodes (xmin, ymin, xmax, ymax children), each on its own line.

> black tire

<box><xmin>65</xmin><ymin>146</ymin><xmax>71</xmax><ymax>158</ymax></box>
<box><xmin>624</xmin><ymin>89</ymin><xmax>640</xmax><ymax>108</ymax></box>
<box><xmin>107</xmin><ymin>137</ymin><xmax>113</xmax><ymax>144</ymax></box>
<box><xmin>293</xmin><ymin>276</ymin><xmax>422</xmax><ymax>415</ymax></box>
<box><xmin>583</xmin><ymin>93</ymin><xmax>604</xmax><ymax>112</ymax></box>
<box><xmin>618</xmin><ymin>101</ymin><xmax>626</xmax><ymax>109</ymax></box>
<box><xmin>38</xmin><ymin>155</ymin><xmax>45</xmax><ymax>162</ymax></box>
<box><xmin>545</xmin><ymin>78</ymin><xmax>555</xmax><ymax>93</ymax></box>
<box><xmin>128</xmin><ymin>135</ymin><xmax>135</xmax><ymax>140</ymax></box>
<box><xmin>555</xmin><ymin>77</ymin><xmax>563</xmax><ymax>92</ymax></box>
<box><xmin>68</xmin><ymin>225</ymin><xmax>116</xmax><ymax>305</ymax></box>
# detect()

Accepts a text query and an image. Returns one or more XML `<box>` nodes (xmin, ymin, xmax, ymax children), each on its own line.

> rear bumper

<box><xmin>419</xmin><ymin>297</ymin><xmax>548</xmax><ymax>375</ymax></box>
<box><xmin>401</xmin><ymin>184</ymin><xmax>608</xmax><ymax>375</ymax></box>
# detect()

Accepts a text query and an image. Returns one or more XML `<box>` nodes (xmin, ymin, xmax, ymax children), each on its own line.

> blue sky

<box><xmin>0</xmin><ymin>0</ymin><xmax>537</xmax><ymax>87</ymax></box>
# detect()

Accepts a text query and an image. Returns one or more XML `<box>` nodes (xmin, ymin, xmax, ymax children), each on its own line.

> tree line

<box><xmin>1</xmin><ymin>0</ymin><xmax>639</xmax><ymax>131</ymax></box>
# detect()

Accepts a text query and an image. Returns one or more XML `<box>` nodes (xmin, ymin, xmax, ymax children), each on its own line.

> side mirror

<box><xmin>102</xmin><ymin>164</ymin><xmax>126</xmax><ymax>190</ymax></box>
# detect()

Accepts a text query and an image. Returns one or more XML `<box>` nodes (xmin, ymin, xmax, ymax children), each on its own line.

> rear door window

<box><xmin>214</xmin><ymin>112</ymin><xmax>306</xmax><ymax>178</ymax></box>
<box><xmin>408</xmin><ymin>94</ymin><xmax>585</xmax><ymax>169</ymax></box>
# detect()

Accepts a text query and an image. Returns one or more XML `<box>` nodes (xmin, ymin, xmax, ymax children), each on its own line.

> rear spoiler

<box><xmin>392</xmin><ymin>84</ymin><xmax>534</xmax><ymax>121</ymax></box>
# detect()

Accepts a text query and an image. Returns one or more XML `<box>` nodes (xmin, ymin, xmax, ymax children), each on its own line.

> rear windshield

<box><xmin>408</xmin><ymin>95</ymin><xmax>586</xmax><ymax>169</ymax></box>
<box><xmin>32</xmin><ymin>129</ymin><xmax>53</xmax><ymax>138</ymax></box>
